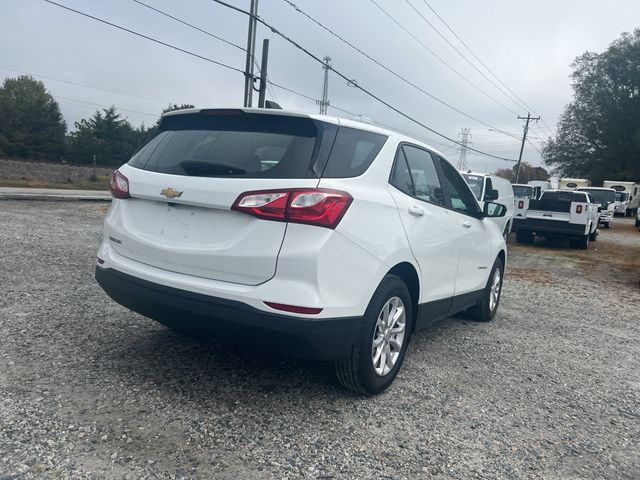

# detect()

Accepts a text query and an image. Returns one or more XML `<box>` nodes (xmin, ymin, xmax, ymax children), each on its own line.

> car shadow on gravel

<box><xmin>87</xmin><ymin>321</ymin><xmax>348</xmax><ymax>401</ymax></box>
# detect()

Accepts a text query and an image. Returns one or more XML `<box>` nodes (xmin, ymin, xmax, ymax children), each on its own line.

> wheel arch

<box><xmin>387</xmin><ymin>262</ymin><xmax>420</xmax><ymax>330</ymax></box>
<box><xmin>497</xmin><ymin>249</ymin><xmax>506</xmax><ymax>269</ymax></box>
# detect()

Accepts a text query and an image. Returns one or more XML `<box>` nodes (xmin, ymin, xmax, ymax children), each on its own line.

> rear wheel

<box><xmin>467</xmin><ymin>258</ymin><xmax>504</xmax><ymax>322</ymax></box>
<box><xmin>603</xmin><ymin>222</ymin><xmax>611</xmax><ymax>229</ymax></box>
<box><xmin>589</xmin><ymin>229</ymin><xmax>598</xmax><ymax>241</ymax></box>
<box><xmin>335</xmin><ymin>275</ymin><xmax>413</xmax><ymax>395</ymax></box>
<box><xmin>516</xmin><ymin>230</ymin><xmax>534</xmax><ymax>244</ymax></box>
<box><xmin>570</xmin><ymin>233</ymin><xmax>589</xmax><ymax>249</ymax></box>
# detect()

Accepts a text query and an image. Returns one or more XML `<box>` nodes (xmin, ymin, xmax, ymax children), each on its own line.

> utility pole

<box><xmin>243</xmin><ymin>0</ymin><xmax>258</xmax><ymax>107</ymax></box>
<box><xmin>257</xmin><ymin>39</ymin><xmax>269</xmax><ymax>108</ymax></box>
<box><xmin>316</xmin><ymin>56</ymin><xmax>331</xmax><ymax>115</ymax></box>
<box><xmin>457</xmin><ymin>128</ymin><xmax>472</xmax><ymax>171</ymax></box>
<box><xmin>515</xmin><ymin>112</ymin><xmax>540</xmax><ymax>183</ymax></box>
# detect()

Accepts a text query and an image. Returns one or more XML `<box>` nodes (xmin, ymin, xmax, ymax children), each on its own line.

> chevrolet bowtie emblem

<box><xmin>160</xmin><ymin>187</ymin><xmax>183</xmax><ymax>199</ymax></box>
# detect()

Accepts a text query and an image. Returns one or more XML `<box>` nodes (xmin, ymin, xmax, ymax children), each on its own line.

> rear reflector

<box><xmin>264</xmin><ymin>302</ymin><xmax>323</xmax><ymax>315</ymax></box>
<box><xmin>110</xmin><ymin>170</ymin><xmax>131</xmax><ymax>199</ymax></box>
<box><xmin>518</xmin><ymin>200</ymin><xmax>524</xmax><ymax>209</ymax></box>
<box><xmin>232</xmin><ymin>188</ymin><xmax>352</xmax><ymax>229</ymax></box>
<box><xmin>576</xmin><ymin>204</ymin><xmax>583</xmax><ymax>214</ymax></box>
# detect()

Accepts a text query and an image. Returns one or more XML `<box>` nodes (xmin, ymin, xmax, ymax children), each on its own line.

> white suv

<box><xmin>96</xmin><ymin>108</ymin><xmax>507</xmax><ymax>394</ymax></box>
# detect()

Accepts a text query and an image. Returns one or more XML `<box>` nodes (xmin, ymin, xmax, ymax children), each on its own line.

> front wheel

<box><xmin>335</xmin><ymin>275</ymin><xmax>413</xmax><ymax>395</ymax></box>
<box><xmin>467</xmin><ymin>257</ymin><xmax>504</xmax><ymax>322</ymax></box>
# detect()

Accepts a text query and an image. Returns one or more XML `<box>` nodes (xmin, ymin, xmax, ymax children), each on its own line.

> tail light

<box><xmin>232</xmin><ymin>188</ymin><xmax>352</xmax><ymax>229</ymax></box>
<box><xmin>518</xmin><ymin>200</ymin><xmax>524</xmax><ymax>209</ymax></box>
<box><xmin>576</xmin><ymin>204</ymin><xmax>583</xmax><ymax>214</ymax></box>
<box><xmin>110</xmin><ymin>170</ymin><xmax>131</xmax><ymax>199</ymax></box>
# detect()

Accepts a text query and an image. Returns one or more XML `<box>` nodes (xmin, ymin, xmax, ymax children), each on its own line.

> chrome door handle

<box><xmin>461</xmin><ymin>220</ymin><xmax>471</xmax><ymax>228</ymax></box>
<box><xmin>408</xmin><ymin>206</ymin><xmax>425</xmax><ymax>217</ymax></box>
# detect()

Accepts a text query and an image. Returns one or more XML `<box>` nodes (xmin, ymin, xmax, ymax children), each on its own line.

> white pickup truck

<box><xmin>513</xmin><ymin>190</ymin><xmax>599</xmax><ymax>249</ymax></box>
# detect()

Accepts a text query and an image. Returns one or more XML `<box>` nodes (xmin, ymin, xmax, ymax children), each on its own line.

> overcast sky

<box><xmin>3</xmin><ymin>0</ymin><xmax>639</xmax><ymax>172</ymax></box>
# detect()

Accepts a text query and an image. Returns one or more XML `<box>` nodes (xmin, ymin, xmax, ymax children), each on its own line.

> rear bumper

<box><xmin>95</xmin><ymin>267</ymin><xmax>361</xmax><ymax>360</ymax></box>
<box><xmin>513</xmin><ymin>218</ymin><xmax>587</xmax><ymax>237</ymax></box>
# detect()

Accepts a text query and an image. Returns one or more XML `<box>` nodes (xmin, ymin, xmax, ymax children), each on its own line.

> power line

<box><xmin>43</xmin><ymin>0</ymin><xmax>244</xmax><ymax>75</ymax></box>
<box><xmin>367</xmin><ymin>0</ymin><xmax>519</xmax><ymax>116</ymax></box>
<box><xmin>210</xmin><ymin>0</ymin><xmax>517</xmax><ymax>162</ymax></box>
<box><xmin>403</xmin><ymin>0</ymin><xmax>526</xmax><ymax>112</ymax></box>
<box><xmin>279</xmin><ymin>0</ymin><xmax>525</xmax><ymax>141</ymax></box>
<box><xmin>131</xmin><ymin>0</ymin><xmax>245</xmax><ymax>52</ymax></box>
<box><xmin>56</xmin><ymin>96</ymin><xmax>158</xmax><ymax>118</ymax></box>
<box><xmin>0</xmin><ymin>65</ymin><xmax>171</xmax><ymax>104</ymax></box>
<box><xmin>419</xmin><ymin>0</ymin><xmax>555</xmax><ymax>137</ymax></box>
<box><xmin>268</xmin><ymin>80</ymin><xmax>358</xmax><ymax>116</ymax></box>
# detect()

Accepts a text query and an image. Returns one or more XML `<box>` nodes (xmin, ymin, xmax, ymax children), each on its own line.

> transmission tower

<box><xmin>316</xmin><ymin>55</ymin><xmax>331</xmax><ymax>115</ymax></box>
<box><xmin>457</xmin><ymin>128</ymin><xmax>472</xmax><ymax>171</ymax></box>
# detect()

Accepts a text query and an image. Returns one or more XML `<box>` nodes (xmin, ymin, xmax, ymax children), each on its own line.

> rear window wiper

<box><xmin>179</xmin><ymin>160</ymin><xmax>247</xmax><ymax>176</ymax></box>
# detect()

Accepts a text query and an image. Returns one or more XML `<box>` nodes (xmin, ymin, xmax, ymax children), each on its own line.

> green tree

<box><xmin>67</xmin><ymin>106</ymin><xmax>140</xmax><ymax>166</ymax></box>
<box><xmin>0</xmin><ymin>75</ymin><xmax>67</xmax><ymax>160</ymax></box>
<box><xmin>543</xmin><ymin>29</ymin><xmax>640</xmax><ymax>184</ymax></box>
<box><xmin>495</xmin><ymin>162</ymin><xmax>549</xmax><ymax>183</ymax></box>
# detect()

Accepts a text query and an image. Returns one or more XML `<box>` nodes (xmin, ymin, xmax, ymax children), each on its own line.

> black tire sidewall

<box><xmin>355</xmin><ymin>276</ymin><xmax>413</xmax><ymax>394</ymax></box>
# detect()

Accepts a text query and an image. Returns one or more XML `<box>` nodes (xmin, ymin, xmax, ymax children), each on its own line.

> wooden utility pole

<box><xmin>257</xmin><ymin>39</ymin><xmax>270</xmax><ymax>108</ymax></box>
<box><xmin>243</xmin><ymin>0</ymin><xmax>258</xmax><ymax>107</ymax></box>
<box><xmin>515</xmin><ymin>112</ymin><xmax>540</xmax><ymax>183</ymax></box>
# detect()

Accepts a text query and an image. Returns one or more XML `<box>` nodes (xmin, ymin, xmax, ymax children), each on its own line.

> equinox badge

<box><xmin>160</xmin><ymin>188</ymin><xmax>183</xmax><ymax>199</ymax></box>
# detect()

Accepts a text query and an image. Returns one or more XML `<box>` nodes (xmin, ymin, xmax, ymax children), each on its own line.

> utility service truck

<box><xmin>603</xmin><ymin>181</ymin><xmax>639</xmax><ymax>216</ymax></box>
<box><xmin>513</xmin><ymin>190</ymin><xmax>599</xmax><ymax>249</ymax></box>
<box><xmin>577</xmin><ymin>187</ymin><xmax>616</xmax><ymax>229</ymax></box>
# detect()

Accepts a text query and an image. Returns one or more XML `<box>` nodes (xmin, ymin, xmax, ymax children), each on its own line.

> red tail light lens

<box><xmin>518</xmin><ymin>200</ymin><xmax>524</xmax><ymax>209</ymax></box>
<box><xmin>110</xmin><ymin>170</ymin><xmax>131</xmax><ymax>199</ymax></box>
<box><xmin>232</xmin><ymin>188</ymin><xmax>352</xmax><ymax>229</ymax></box>
<box><xmin>576</xmin><ymin>204</ymin><xmax>583</xmax><ymax>214</ymax></box>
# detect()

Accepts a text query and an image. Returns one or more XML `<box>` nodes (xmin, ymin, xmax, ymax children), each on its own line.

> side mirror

<box><xmin>484</xmin><ymin>188</ymin><xmax>499</xmax><ymax>202</ymax></box>
<box><xmin>483</xmin><ymin>202</ymin><xmax>507</xmax><ymax>218</ymax></box>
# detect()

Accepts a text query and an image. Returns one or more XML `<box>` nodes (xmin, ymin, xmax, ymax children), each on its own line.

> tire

<box><xmin>589</xmin><ymin>228</ymin><xmax>598</xmax><ymax>241</ymax></box>
<box><xmin>467</xmin><ymin>257</ymin><xmax>504</xmax><ymax>322</ymax></box>
<box><xmin>516</xmin><ymin>230</ymin><xmax>534</xmax><ymax>244</ymax></box>
<box><xmin>634</xmin><ymin>218</ymin><xmax>640</xmax><ymax>228</ymax></box>
<box><xmin>570</xmin><ymin>234</ymin><xmax>589</xmax><ymax>250</ymax></box>
<box><xmin>335</xmin><ymin>274</ymin><xmax>413</xmax><ymax>395</ymax></box>
<box><xmin>603</xmin><ymin>222</ymin><xmax>611</xmax><ymax>229</ymax></box>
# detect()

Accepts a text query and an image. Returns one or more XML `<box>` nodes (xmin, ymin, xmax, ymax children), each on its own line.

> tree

<box><xmin>67</xmin><ymin>106</ymin><xmax>140</xmax><ymax>166</ymax></box>
<box><xmin>495</xmin><ymin>162</ymin><xmax>549</xmax><ymax>183</ymax></box>
<box><xmin>543</xmin><ymin>29</ymin><xmax>640</xmax><ymax>184</ymax></box>
<box><xmin>0</xmin><ymin>75</ymin><xmax>67</xmax><ymax>160</ymax></box>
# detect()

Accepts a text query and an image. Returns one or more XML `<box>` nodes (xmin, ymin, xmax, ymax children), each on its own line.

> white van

<box><xmin>462</xmin><ymin>172</ymin><xmax>514</xmax><ymax>237</ymax></box>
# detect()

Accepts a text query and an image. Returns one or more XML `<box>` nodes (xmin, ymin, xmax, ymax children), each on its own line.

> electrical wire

<box><xmin>367</xmin><ymin>0</ymin><xmax>518</xmax><ymax>116</ymax></box>
<box><xmin>211</xmin><ymin>0</ymin><xmax>517</xmax><ymax>162</ymax></box>
<box><xmin>419</xmin><ymin>0</ymin><xmax>555</xmax><ymax>137</ymax></box>
<box><xmin>43</xmin><ymin>0</ymin><xmax>244</xmax><ymax>74</ymax></box>
<box><xmin>280</xmin><ymin>0</ymin><xmax>522</xmax><ymax>141</ymax></box>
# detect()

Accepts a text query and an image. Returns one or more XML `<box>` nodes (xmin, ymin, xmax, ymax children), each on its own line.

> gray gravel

<box><xmin>1</xmin><ymin>201</ymin><xmax>639</xmax><ymax>479</ymax></box>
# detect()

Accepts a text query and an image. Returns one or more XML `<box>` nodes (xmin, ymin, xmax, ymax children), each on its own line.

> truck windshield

<box><xmin>578</xmin><ymin>189</ymin><xmax>616</xmax><ymax>205</ymax></box>
<box><xmin>541</xmin><ymin>191</ymin><xmax>587</xmax><ymax>203</ymax></box>
<box><xmin>615</xmin><ymin>192</ymin><xmax>628</xmax><ymax>202</ymax></box>
<box><xmin>461</xmin><ymin>174</ymin><xmax>484</xmax><ymax>201</ymax></box>
<box><xmin>512</xmin><ymin>185</ymin><xmax>535</xmax><ymax>198</ymax></box>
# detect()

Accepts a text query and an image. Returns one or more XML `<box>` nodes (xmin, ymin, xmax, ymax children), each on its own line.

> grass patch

<box><xmin>0</xmin><ymin>177</ymin><xmax>110</xmax><ymax>191</ymax></box>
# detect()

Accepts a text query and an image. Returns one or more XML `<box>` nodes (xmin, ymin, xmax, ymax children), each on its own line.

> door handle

<box><xmin>461</xmin><ymin>220</ymin><xmax>471</xmax><ymax>228</ymax></box>
<box><xmin>408</xmin><ymin>205</ymin><xmax>425</xmax><ymax>217</ymax></box>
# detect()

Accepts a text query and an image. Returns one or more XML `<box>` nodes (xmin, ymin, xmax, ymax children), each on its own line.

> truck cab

<box><xmin>462</xmin><ymin>172</ymin><xmax>514</xmax><ymax>237</ymax></box>
<box><xmin>577</xmin><ymin>187</ymin><xmax>616</xmax><ymax>229</ymax></box>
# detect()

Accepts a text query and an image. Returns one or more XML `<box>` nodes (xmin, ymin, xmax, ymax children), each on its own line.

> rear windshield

<box><xmin>461</xmin><ymin>174</ymin><xmax>484</xmax><ymax>201</ymax></box>
<box><xmin>541</xmin><ymin>191</ymin><xmax>588</xmax><ymax>203</ymax></box>
<box><xmin>512</xmin><ymin>185</ymin><xmax>535</xmax><ymax>198</ymax></box>
<box><xmin>128</xmin><ymin>111</ymin><xmax>387</xmax><ymax>179</ymax></box>
<box><xmin>578</xmin><ymin>188</ymin><xmax>616</xmax><ymax>204</ymax></box>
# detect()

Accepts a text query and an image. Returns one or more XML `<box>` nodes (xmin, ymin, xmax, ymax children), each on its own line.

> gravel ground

<box><xmin>1</xmin><ymin>201</ymin><xmax>639</xmax><ymax>479</ymax></box>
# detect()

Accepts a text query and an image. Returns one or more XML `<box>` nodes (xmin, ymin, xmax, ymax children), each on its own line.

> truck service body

<box><xmin>603</xmin><ymin>181</ymin><xmax>639</xmax><ymax>216</ymax></box>
<box><xmin>577</xmin><ymin>187</ymin><xmax>616</xmax><ymax>229</ymax></box>
<box><xmin>513</xmin><ymin>190</ymin><xmax>599</xmax><ymax>249</ymax></box>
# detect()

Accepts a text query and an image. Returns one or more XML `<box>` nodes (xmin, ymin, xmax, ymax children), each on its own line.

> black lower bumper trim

<box><xmin>95</xmin><ymin>267</ymin><xmax>361</xmax><ymax>360</ymax></box>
